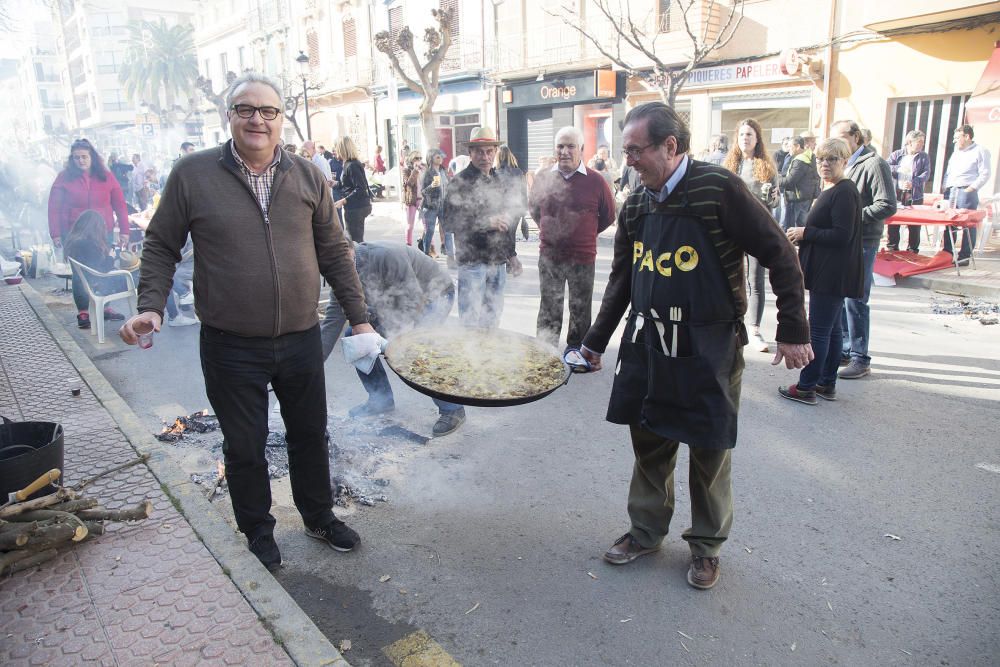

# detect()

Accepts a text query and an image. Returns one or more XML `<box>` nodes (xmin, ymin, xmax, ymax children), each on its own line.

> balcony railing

<box><xmin>371</xmin><ymin>37</ymin><xmax>495</xmax><ymax>85</ymax></box>
<box><xmin>326</xmin><ymin>55</ymin><xmax>373</xmax><ymax>90</ymax></box>
<box><xmin>248</xmin><ymin>1</ymin><xmax>288</xmax><ymax>33</ymax></box>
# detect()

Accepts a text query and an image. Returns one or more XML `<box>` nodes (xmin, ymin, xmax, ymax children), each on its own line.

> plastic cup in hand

<box><xmin>134</xmin><ymin>320</ymin><xmax>155</xmax><ymax>349</ymax></box>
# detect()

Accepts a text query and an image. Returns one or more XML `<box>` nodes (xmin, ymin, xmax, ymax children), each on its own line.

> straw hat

<box><xmin>117</xmin><ymin>250</ymin><xmax>141</xmax><ymax>272</ymax></box>
<box><xmin>464</xmin><ymin>127</ymin><xmax>502</xmax><ymax>148</ymax></box>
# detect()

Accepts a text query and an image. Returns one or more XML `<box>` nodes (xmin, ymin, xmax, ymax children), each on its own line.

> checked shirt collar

<box><xmin>231</xmin><ymin>142</ymin><xmax>282</xmax><ymax>215</ymax></box>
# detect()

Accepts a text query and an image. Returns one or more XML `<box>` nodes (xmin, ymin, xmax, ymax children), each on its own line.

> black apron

<box><xmin>607</xmin><ymin>194</ymin><xmax>746</xmax><ymax>449</ymax></box>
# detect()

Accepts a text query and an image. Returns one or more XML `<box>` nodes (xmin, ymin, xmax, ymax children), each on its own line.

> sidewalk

<box><xmin>895</xmin><ymin>240</ymin><xmax>1000</xmax><ymax>298</ymax></box>
<box><xmin>0</xmin><ymin>283</ymin><xmax>347</xmax><ymax>666</ymax></box>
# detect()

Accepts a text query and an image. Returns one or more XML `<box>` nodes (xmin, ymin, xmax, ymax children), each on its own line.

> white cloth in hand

<box><xmin>341</xmin><ymin>332</ymin><xmax>389</xmax><ymax>374</ymax></box>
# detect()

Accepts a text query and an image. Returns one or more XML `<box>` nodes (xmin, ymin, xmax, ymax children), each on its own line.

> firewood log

<box><xmin>5</xmin><ymin>510</ymin><xmax>88</xmax><ymax>541</ymax></box>
<box><xmin>0</xmin><ymin>488</ymin><xmax>77</xmax><ymax>520</ymax></box>
<box><xmin>76</xmin><ymin>500</ymin><xmax>152</xmax><ymax>522</ymax></box>
<box><xmin>0</xmin><ymin>548</ymin><xmax>58</xmax><ymax>576</ymax></box>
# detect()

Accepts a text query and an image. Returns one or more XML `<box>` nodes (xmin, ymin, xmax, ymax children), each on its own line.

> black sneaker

<box><xmin>103</xmin><ymin>307</ymin><xmax>125</xmax><ymax>321</ymax></box>
<box><xmin>77</xmin><ymin>313</ymin><xmax>91</xmax><ymax>329</ymax></box>
<box><xmin>778</xmin><ymin>384</ymin><xmax>817</xmax><ymax>405</ymax></box>
<box><xmin>348</xmin><ymin>398</ymin><xmax>395</xmax><ymax>418</ymax></box>
<box><xmin>305</xmin><ymin>518</ymin><xmax>360</xmax><ymax>552</ymax></box>
<box><xmin>815</xmin><ymin>384</ymin><xmax>837</xmax><ymax>401</ymax></box>
<box><xmin>248</xmin><ymin>533</ymin><xmax>282</xmax><ymax>571</ymax></box>
<box><xmin>432</xmin><ymin>408</ymin><xmax>466</xmax><ymax>437</ymax></box>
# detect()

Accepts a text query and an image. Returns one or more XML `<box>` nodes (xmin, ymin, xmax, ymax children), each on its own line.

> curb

<box><xmin>896</xmin><ymin>274</ymin><xmax>1000</xmax><ymax>299</ymax></box>
<box><xmin>19</xmin><ymin>282</ymin><xmax>349</xmax><ymax>667</ymax></box>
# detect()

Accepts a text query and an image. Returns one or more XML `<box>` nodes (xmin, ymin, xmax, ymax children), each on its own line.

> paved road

<box><xmin>37</xmin><ymin>204</ymin><xmax>1000</xmax><ymax>666</ymax></box>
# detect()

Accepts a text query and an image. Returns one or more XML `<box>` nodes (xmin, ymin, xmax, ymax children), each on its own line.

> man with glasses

<box><xmin>440</xmin><ymin>126</ymin><xmax>521</xmax><ymax>327</ymax></box>
<box><xmin>942</xmin><ymin>124</ymin><xmax>991</xmax><ymax>264</ymax></box>
<box><xmin>579</xmin><ymin>102</ymin><xmax>811</xmax><ymax>590</ymax></box>
<box><xmin>831</xmin><ymin>120</ymin><xmax>896</xmax><ymax>380</ymax></box>
<box><xmin>120</xmin><ymin>72</ymin><xmax>375</xmax><ymax>571</ymax></box>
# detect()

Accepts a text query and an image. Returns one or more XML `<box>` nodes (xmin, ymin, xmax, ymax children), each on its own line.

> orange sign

<box><xmin>595</xmin><ymin>70</ymin><xmax>617</xmax><ymax>98</ymax></box>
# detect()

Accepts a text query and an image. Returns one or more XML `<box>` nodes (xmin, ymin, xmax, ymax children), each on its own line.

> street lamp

<box><xmin>295</xmin><ymin>50</ymin><xmax>311</xmax><ymax>140</ymax></box>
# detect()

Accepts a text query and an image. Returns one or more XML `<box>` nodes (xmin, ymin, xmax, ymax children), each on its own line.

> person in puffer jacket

<box><xmin>778</xmin><ymin>136</ymin><xmax>821</xmax><ymax>230</ymax></box>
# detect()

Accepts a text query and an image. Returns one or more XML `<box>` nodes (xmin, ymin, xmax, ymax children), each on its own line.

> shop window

<box><xmin>889</xmin><ymin>95</ymin><xmax>969</xmax><ymax>194</ymax></box>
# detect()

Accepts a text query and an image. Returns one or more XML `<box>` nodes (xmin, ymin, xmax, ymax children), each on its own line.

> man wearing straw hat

<box><xmin>440</xmin><ymin>126</ymin><xmax>522</xmax><ymax>328</ymax></box>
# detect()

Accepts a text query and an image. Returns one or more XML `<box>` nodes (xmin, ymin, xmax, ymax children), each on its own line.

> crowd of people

<box><xmin>32</xmin><ymin>67</ymin><xmax>989</xmax><ymax>591</ymax></box>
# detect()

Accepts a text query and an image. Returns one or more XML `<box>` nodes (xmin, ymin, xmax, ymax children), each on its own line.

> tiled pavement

<box><xmin>0</xmin><ymin>285</ymin><xmax>299</xmax><ymax>666</ymax></box>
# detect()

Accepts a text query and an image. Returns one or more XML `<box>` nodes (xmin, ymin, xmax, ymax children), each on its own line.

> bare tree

<box><xmin>550</xmin><ymin>0</ymin><xmax>745</xmax><ymax>106</ymax></box>
<box><xmin>196</xmin><ymin>72</ymin><xmax>238</xmax><ymax>138</ymax></box>
<box><xmin>282</xmin><ymin>81</ymin><xmax>322</xmax><ymax>142</ymax></box>
<box><xmin>374</xmin><ymin>8</ymin><xmax>453</xmax><ymax>152</ymax></box>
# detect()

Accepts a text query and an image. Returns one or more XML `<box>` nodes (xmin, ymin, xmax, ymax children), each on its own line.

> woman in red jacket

<box><xmin>48</xmin><ymin>138</ymin><xmax>129</xmax><ymax>248</ymax></box>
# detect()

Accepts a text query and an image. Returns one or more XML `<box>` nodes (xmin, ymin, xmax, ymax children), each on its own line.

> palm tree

<box><xmin>119</xmin><ymin>18</ymin><xmax>198</xmax><ymax>127</ymax></box>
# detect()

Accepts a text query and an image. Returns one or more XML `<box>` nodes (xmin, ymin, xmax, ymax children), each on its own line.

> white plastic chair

<box><xmin>68</xmin><ymin>258</ymin><xmax>137</xmax><ymax>344</ymax></box>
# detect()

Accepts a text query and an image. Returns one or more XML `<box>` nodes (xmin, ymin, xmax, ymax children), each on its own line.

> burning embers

<box><xmin>155</xmin><ymin>410</ymin><xmax>219</xmax><ymax>443</ymax></box>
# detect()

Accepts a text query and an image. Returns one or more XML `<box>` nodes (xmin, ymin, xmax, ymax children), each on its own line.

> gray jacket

<box><xmin>323</xmin><ymin>241</ymin><xmax>454</xmax><ymax>339</ymax></box>
<box><xmin>846</xmin><ymin>146</ymin><xmax>897</xmax><ymax>243</ymax></box>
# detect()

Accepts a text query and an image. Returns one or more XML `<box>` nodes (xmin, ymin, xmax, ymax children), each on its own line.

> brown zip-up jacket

<box><xmin>138</xmin><ymin>141</ymin><xmax>368</xmax><ymax>337</ymax></box>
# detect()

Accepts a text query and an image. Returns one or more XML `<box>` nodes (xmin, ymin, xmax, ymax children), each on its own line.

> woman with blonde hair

<box><xmin>334</xmin><ymin>136</ymin><xmax>372</xmax><ymax>242</ymax></box>
<box><xmin>402</xmin><ymin>150</ymin><xmax>424</xmax><ymax>246</ymax></box>
<box><xmin>780</xmin><ymin>138</ymin><xmax>863</xmax><ymax>404</ymax></box>
<box><xmin>723</xmin><ymin>118</ymin><xmax>780</xmax><ymax>353</ymax></box>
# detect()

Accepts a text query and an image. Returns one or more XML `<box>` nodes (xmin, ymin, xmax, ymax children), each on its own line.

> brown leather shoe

<box><xmin>602</xmin><ymin>533</ymin><xmax>659</xmax><ymax>565</ymax></box>
<box><xmin>687</xmin><ymin>555</ymin><xmax>721</xmax><ymax>589</ymax></box>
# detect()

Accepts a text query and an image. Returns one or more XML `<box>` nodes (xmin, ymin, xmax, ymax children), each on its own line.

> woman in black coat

<box><xmin>780</xmin><ymin>137</ymin><xmax>864</xmax><ymax>405</ymax></box>
<box><xmin>333</xmin><ymin>136</ymin><xmax>372</xmax><ymax>242</ymax></box>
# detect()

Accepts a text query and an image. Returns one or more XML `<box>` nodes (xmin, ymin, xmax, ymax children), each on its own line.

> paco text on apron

<box><xmin>607</xmin><ymin>179</ymin><xmax>748</xmax><ymax>449</ymax></box>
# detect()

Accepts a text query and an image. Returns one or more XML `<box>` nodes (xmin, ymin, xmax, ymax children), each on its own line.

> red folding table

<box><xmin>876</xmin><ymin>205</ymin><xmax>986</xmax><ymax>278</ymax></box>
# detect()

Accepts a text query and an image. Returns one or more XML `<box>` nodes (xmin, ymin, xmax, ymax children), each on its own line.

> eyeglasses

<box><xmin>817</xmin><ymin>156</ymin><xmax>842</xmax><ymax>164</ymax></box>
<box><xmin>230</xmin><ymin>104</ymin><xmax>281</xmax><ymax>120</ymax></box>
<box><xmin>622</xmin><ymin>143</ymin><xmax>660</xmax><ymax>160</ymax></box>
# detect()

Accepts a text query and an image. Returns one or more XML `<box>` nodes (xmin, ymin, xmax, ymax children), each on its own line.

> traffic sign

<box><xmin>140</xmin><ymin>123</ymin><xmax>155</xmax><ymax>137</ymax></box>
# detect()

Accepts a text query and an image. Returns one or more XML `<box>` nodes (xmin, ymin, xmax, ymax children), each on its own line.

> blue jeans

<box><xmin>941</xmin><ymin>188</ymin><xmax>979</xmax><ymax>258</ymax></box>
<box><xmin>422</xmin><ymin>208</ymin><xmax>452</xmax><ymax>256</ymax></box>
<box><xmin>842</xmin><ymin>243</ymin><xmax>877</xmax><ymax>365</ymax></box>
<box><xmin>798</xmin><ymin>291</ymin><xmax>844</xmax><ymax>389</ymax></box>
<box><xmin>782</xmin><ymin>199</ymin><xmax>811</xmax><ymax>230</ymax></box>
<box><xmin>347</xmin><ymin>289</ymin><xmax>461</xmax><ymax>414</ymax></box>
<box><xmin>457</xmin><ymin>263</ymin><xmax>506</xmax><ymax>328</ymax></box>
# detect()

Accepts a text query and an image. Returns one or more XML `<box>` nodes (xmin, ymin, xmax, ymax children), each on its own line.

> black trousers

<box><xmin>536</xmin><ymin>256</ymin><xmax>595</xmax><ymax>350</ymax></box>
<box><xmin>345</xmin><ymin>204</ymin><xmax>372</xmax><ymax>242</ymax></box>
<box><xmin>200</xmin><ymin>324</ymin><xmax>335</xmax><ymax>539</ymax></box>
<box><xmin>886</xmin><ymin>224</ymin><xmax>922</xmax><ymax>252</ymax></box>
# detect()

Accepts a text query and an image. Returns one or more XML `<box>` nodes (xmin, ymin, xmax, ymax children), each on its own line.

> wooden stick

<box><xmin>73</xmin><ymin>454</ymin><xmax>150</xmax><ymax>492</ymax></box>
<box><xmin>0</xmin><ymin>529</ymin><xmax>29</xmax><ymax>550</ymax></box>
<box><xmin>1</xmin><ymin>548</ymin><xmax>58</xmax><ymax>577</ymax></box>
<box><xmin>6</xmin><ymin>510</ymin><xmax>88</xmax><ymax>541</ymax></box>
<box><xmin>47</xmin><ymin>498</ymin><xmax>100</xmax><ymax>513</ymax></box>
<box><xmin>77</xmin><ymin>500</ymin><xmax>152</xmax><ymax>522</ymax></box>
<box><xmin>0</xmin><ymin>488</ymin><xmax>76</xmax><ymax>519</ymax></box>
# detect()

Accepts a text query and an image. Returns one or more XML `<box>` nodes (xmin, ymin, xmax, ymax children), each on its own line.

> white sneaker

<box><xmin>753</xmin><ymin>330</ymin><xmax>769</xmax><ymax>353</ymax></box>
<box><xmin>168</xmin><ymin>313</ymin><xmax>199</xmax><ymax>327</ymax></box>
<box><xmin>178</xmin><ymin>291</ymin><xmax>195</xmax><ymax>305</ymax></box>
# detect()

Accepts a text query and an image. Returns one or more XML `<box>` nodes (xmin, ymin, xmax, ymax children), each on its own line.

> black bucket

<box><xmin>0</xmin><ymin>417</ymin><xmax>64</xmax><ymax>500</ymax></box>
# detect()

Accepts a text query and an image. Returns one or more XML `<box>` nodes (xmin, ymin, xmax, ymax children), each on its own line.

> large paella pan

<box><xmin>383</xmin><ymin>327</ymin><xmax>570</xmax><ymax>407</ymax></box>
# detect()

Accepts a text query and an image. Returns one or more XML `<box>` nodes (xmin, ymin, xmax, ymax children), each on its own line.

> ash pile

<box><xmin>931</xmin><ymin>296</ymin><xmax>1000</xmax><ymax>325</ymax></box>
<box><xmin>155</xmin><ymin>409</ymin><xmax>431</xmax><ymax>507</ymax></box>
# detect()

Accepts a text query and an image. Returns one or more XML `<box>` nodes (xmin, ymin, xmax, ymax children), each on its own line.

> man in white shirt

<box><xmin>301</xmin><ymin>140</ymin><xmax>334</xmax><ymax>187</ymax></box>
<box><xmin>942</xmin><ymin>124</ymin><xmax>992</xmax><ymax>263</ymax></box>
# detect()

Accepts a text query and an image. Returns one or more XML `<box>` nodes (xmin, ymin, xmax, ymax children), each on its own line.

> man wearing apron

<box><xmin>581</xmin><ymin>103</ymin><xmax>813</xmax><ymax>590</ymax></box>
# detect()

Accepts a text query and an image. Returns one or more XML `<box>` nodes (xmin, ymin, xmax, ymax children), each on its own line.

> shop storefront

<box><xmin>382</xmin><ymin>77</ymin><xmax>489</xmax><ymax>168</ymax></box>
<box><xmin>626</xmin><ymin>56</ymin><xmax>819</xmax><ymax>157</ymax></box>
<box><xmin>832</xmin><ymin>25</ymin><xmax>1000</xmax><ymax>195</ymax></box>
<box><xmin>499</xmin><ymin>70</ymin><xmax>627</xmax><ymax>172</ymax></box>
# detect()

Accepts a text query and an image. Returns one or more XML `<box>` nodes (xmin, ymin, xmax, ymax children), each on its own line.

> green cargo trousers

<box><xmin>625</xmin><ymin>424</ymin><xmax>733</xmax><ymax>558</ymax></box>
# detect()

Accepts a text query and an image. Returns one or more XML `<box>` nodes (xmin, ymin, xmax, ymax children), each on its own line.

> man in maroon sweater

<box><xmin>529</xmin><ymin>126</ymin><xmax>615</xmax><ymax>353</ymax></box>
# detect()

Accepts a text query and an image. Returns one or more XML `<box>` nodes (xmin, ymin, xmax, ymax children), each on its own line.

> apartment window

<box><xmin>220</xmin><ymin>53</ymin><xmax>228</xmax><ymax>78</ymax></box>
<box><xmin>440</xmin><ymin>0</ymin><xmax>460</xmax><ymax>69</ymax></box>
<box><xmin>890</xmin><ymin>95</ymin><xmax>970</xmax><ymax>194</ymax></box>
<box><xmin>388</xmin><ymin>6</ymin><xmax>403</xmax><ymax>55</ymax></box>
<box><xmin>203</xmin><ymin>58</ymin><xmax>211</xmax><ymax>81</ymax></box>
<box><xmin>238</xmin><ymin>46</ymin><xmax>246</xmax><ymax>71</ymax></box>
<box><xmin>101</xmin><ymin>89</ymin><xmax>127</xmax><ymax>112</ymax></box>
<box><xmin>95</xmin><ymin>51</ymin><xmax>120</xmax><ymax>75</ymax></box>
<box><xmin>306</xmin><ymin>29</ymin><xmax>319</xmax><ymax>70</ymax></box>
<box><xmin>74</xmin><ymin>91</ymin><xmax>91</xmax><ymax>121</ymax></box>
<box><xmin>343</xmin><ymin>18</ymin><xmax>357</xmax><ymax>58</ymax></box>
<box><xmin>658</xmin><ymin>0</ymin><xmax>674</xmax><ymax>33</ymax></box>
